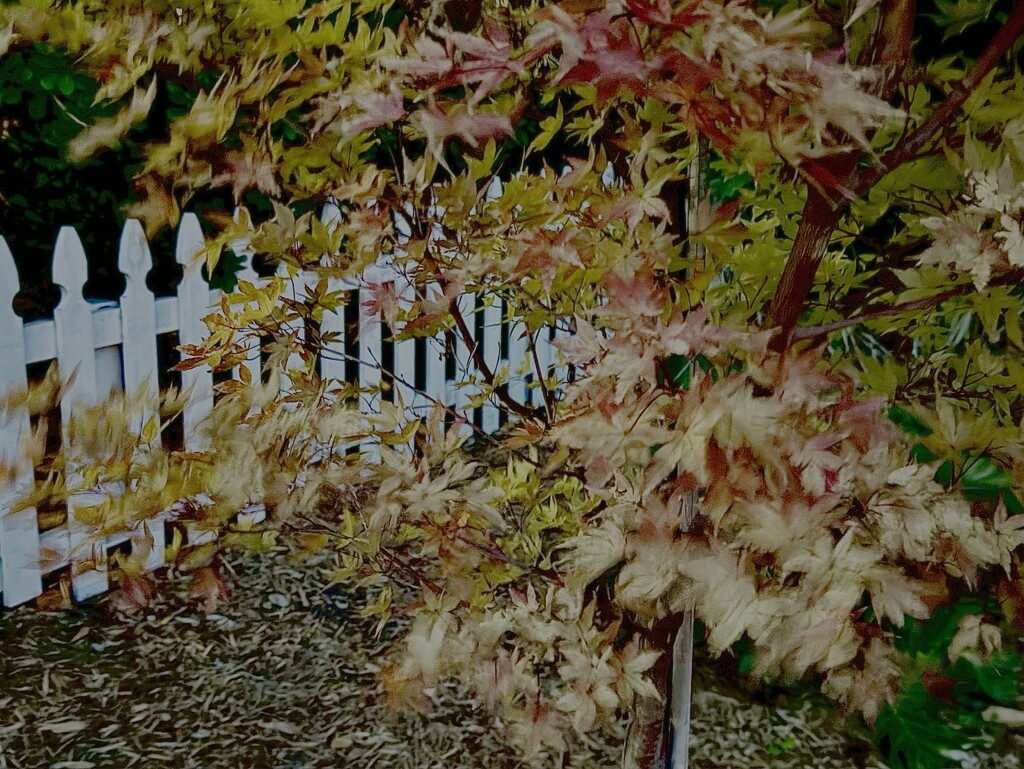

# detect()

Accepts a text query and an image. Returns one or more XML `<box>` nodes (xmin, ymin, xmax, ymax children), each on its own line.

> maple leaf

<box><xmin>510</xmin><ymin>227</ymin><xmax>583</xmax><ymax>291</ymax></box>
<box><xmin>339</xmin><ymin>84</ymin><xmax>407</xmax><ymax>136</ymax></box>
<box><xmin>553</xmin><ymin>316</ymin><xmax>603</xmax><ymax>365</ymax></box>
<box><xmin>109</xmin><ymin>573</ymin><xmax>156</xmax><ymax>615</ymax></box>
<box><xmin>67</xmin><ymin>79</ymin><xmax>157</xmax><ymax>161</ymax></box>
<box><xmin>413</xmin><ymin>100</ymin><xmax>513</xmax><ymax>163</ymax></box>
<box><xmin>625</xmin><ymin>0</ymin><xmax>706</xmax><ymax>30</ymax></box>
<box><xmin>188</xmin><ymin>566</ymin><xmax>229</xmax><ymax>613</ymax></box>
<box><xmin>559</xmin><ymin>18</ymin><xmax>651</xmax><ymax>103</ymax></box>
<box><xmin>211</xmin><ymin>142</ymin><xmax>281</xmax><ymax>201</ymax></box>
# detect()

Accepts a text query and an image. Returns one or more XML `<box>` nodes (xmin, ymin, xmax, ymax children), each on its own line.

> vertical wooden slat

<box><xmin>275</xmin><ymin>263</ymin><xmax>311</xmax><ymax>396</ymax></box>
<box><xmin>0</xmin><ymin>235</ymin><xmax>43</xmax><ymax>606</ymax></box>
<box><xmin>449</xmin><ymin>293</ymin><xmax>476</xmax><ymax>433</ymax></box>
<box><xmin>318</xmin><ymin>203</ymin><xmax>347</xmax><ymax>387</ymax></box>
<box><xmin>358</xmin><ymin>262</ymin><xmax>383</xmax><ymax>460</ymax></box>
<box><xmin>53</xmin><ymin>226</ymin><xmax>107</xmax><ymax>601</ymax></box>
<box><xmin>425</xmin><ymin>287</ymin><xmax>447</xmax><ymax>414</ymax></box>
<box><xmin>481</xmin><ymin>294</ymin><xmax>501</xmax><ymax>434</ymax></box>
<box><xmin>507</xmin><ymin>318</ymin><xmax>529</xmax><ymax>411</ymax></box>
<box><xmin>118</xmin><ymin>220</ymin><xmax>160</xmax><ymax>427</ymax></box>
<box><xmin>534</xmin><ymin>325</ymin><xmax>554</xmax><ymax>411</ymax></box>
<box><xmin>117</xmin><ymin>219</ymin><xmax>165</xmax><ymax>570</ymax></box>
<box><xmin>176</xmin><ymin>213</ymin><xmax>214</xmax><ymax>451</ymax></box>
<box><xmin>392</xmin><ymin>268</ymin><xmax>419</xmax><ymax>414</ymax></box>
<box><xmin>230</xmin><ymin>210</ymin><xmax>262</xmax><ymax>387</ymax></box>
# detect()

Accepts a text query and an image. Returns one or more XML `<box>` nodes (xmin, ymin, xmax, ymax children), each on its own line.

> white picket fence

<box><xmin>0</xmin><ymin>206</ymin><xmax>565</xmax><ymax>609</ymax></box>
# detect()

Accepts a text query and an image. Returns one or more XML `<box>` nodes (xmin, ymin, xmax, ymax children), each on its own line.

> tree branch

<box><xmin>792</xmin><ymin>272</ymin><xmax>1022</xmax><ymax>341</ymax></box>
<box><xmin>766</xmin><ymin>0</ymin><xmax>1024</xmax><ymax>350</ymax></box>
<box><xmin>791</xmin><ymin>285</ymin><xmax>969</xmax><ymax>341</ymax></box>
<box><xmin>447</xmin><ymin>295</ymin><xmax>541</xmax><ymax>421</ymax></box>
<box><xmin>853</xmin><ymin>0</ymin><xmax>1024</xmax><ymax>199</ymax></box>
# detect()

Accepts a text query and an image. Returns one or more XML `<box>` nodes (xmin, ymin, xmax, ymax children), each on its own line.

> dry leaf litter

<box><xmin>0</xmin><ymin>547</ymin><xmax>1019</xmax><ymax>769</ymax></box>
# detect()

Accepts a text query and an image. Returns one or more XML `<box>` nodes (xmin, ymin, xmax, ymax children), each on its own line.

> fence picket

<box><xmin>508</xmin><ymin>318</ymin><xmax>529</xmax><ymax>410</ymax></box>
<box><xmin>482</xmin><ymin>295</ymin><xmax>501</xmax><ymax>434</ymax></box>
<box><xmin>0</xmin><ymin>207</ymin><xmax>571</xmax><ymax>608</ymax></box>
<box><xmin>118</xmin><ymin>220</ymin><xmax>161</xmax><ymax>428</ymax></box>
<box><xmin>176</xmin><ymin>213</ymin><xmax>215</xmax><ymax>451</ymax></box>
<box><xmin>117</xmin><ymin>220</ymin><xmax>165</xmax><ymax>570</ymax></box>
<box><xmin>230</xmin><ymin>209</ymin><xmax>263</xmax><ymax>388</ymax></box>
<box><xmin>0</xmin><ymin>236</ymin><xmax>44</xmax><ymax>606</ymax></box>
<box><xmin>53</xmin><ymin>226</ymin><xmax>108</xmax><ymax>601</ymax></box>
<box><xmin>358</xmin><ymin>262</ymin><xmax>383</xmax><ymax>459</ymax></box>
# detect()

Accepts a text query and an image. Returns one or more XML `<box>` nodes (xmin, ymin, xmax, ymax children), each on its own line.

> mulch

<box><xmin>1</xmin><ymin>548</ymin><xmax>1018</xmax><ymax>769</ymax></box>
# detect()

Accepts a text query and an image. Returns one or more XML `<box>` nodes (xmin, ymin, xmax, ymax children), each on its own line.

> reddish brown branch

<box><xmin>767</xmin><ymin>0</ymin><xmax>1024</xmax><ymax>351</ymax></box>
<box><xmin>447</xmin><ymin>296</ymin><xmax>541</xmax><ymax>421</ymax></box>
<box><xmin>791</xmin><ymin>285</ymin><xmax>969</xmax><ymax>341</ymax></box>
<box><xmin>854</xmin><ymin>0</ymin><xmax>1024</xmax><ymax>199</ymax></box>
<box><xmin>793</xmin><ymin>272</ymin><xmax>1022</xmax><ymax>341</ymax></box>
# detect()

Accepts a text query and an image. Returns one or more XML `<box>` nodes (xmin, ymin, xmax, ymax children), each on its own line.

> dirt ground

<box><xmin>0</xmin><ymin>548</ymin><xmax>1017</xmax><ymax>769</ymax></box>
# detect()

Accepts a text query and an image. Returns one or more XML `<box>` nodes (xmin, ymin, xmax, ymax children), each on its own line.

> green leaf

<box><xmin>950</xmin><ymin>651</ymin><xmax>1022</xmax><ymax>705</ymax></box>
<box><xmin>925</xmin><ymin>0</ymin><xmax>997</xmax><ymax>41</ymax></box>
<box><xmin>875</xmin><ymin>682</ymin><xmax>987</xmax><ymax>769</ymax></box>
<box><xmin>888</xmin><ymin>406</ymin><xmax>933</xmax><ymax>437</ymax></box>
<box><xmin>664</xmin><ymin>355</ymin><xmax>692</xmax><ymax>389</ymax></box>
<box><xmin>960</xmin><ymin>456</ymin><xmax>1013</xmax><ymax>501</ymax></box>
<box><xmin>894</xmin><ymin>600</ymin><xmax>986</xmax><ymax>659</ymax></box>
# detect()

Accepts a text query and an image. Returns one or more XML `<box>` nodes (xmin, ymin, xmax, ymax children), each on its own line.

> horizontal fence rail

<box><xmin>0</xmin><ymin>204</ymin><xmax>569</xmax><ymax>608</ymax></box>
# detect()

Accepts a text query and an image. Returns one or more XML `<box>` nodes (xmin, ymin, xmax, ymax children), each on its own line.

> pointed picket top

<box><xmin>0</xmin><ymin>235</ymin><xmax>25</xmax><ymax>389</ymax></box>
<box><xmin>175</xmin><ymin>212</ymin><xmax>206</xmax><ymax>268</ymax></box>
<box><xmin>118</xmin><ymin>219</ymin><xmax>153</xmax><ymax>283</ymax></box>
<box><xmin>0</xmin><ymin>236</ymin><xmax>19</xmax><ymax>319</ymax></box>
<box><xmin>52</xmin><ymin>226</ymin><xmax>89</xmax><ymax>304</ymax></box>
<box><xmin>117</xmin><ymin>219</ymin><xmax>160</xmax><ymax>431</ymax></box>
<box><xmin>175</xmin><ymin>212</ymin><xmax>214</xmax><ymax>451</ymax></box>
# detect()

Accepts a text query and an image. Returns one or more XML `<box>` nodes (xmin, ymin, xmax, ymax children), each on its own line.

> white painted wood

<box><xmin>93</xmin><ymin>342</ymin><xmax>123</xmax><ymax>399</ymax></box>
<box><xmin>117</xmin><ymin>219</ymin><xmax>165</xmax><ymax>569</ymax></box>
<box><xmin>482</xmin><ymin>294</ymin><xmax>501</xmax><ymax>434</ymax></box>
<box><xmin>358</xmin><ymin>263</ymin><xmax>383</xmax><ymax>460</ymax></box>
<box><xmin>534</xmin><ymin>325</ymin><xmax>554</xmax><ymax>412</ymax></box>
<box><xmin>318</xmin><ymin>203</ymin><xmax>348</xmax><ymax>387</ymax></box>
<box><xmin>0</xmin><ymin>235</ymin><xmax>44</xmax><ymax>606</ymax></box>
<box><xmin>449</xmin><ymin>293</ymin><xmax>477</xmax><ymax>433</ymax></box>
<box><xmin>319</xmin><ymin>277</ymin><xmax>349</xmax><ymax>386</ymax></box>
<box><xmin>176</xmin><ymin>213</ymin><xmax>215</xmax><ymax>451</ymax></box>
<box><xmin>52</xmin><ymin>226</ymin><xmax>108</xmax><ymax>601</ymax></box>
<box><xmin>426</xmin><ymin>337</ymin><xmax>447</xmax><ymax>414</ymax></box>
<box><xmin>230</xmin><ymin>211</ymin><xmax>263</xmax><ymax>388</ymax></box>
<box><xmin>275</xmin><ymin>263</ymin><xmax>312</xmax><ymax>396</ymax></box>
<box><xmin>552</xmin><ymin>321</ymin><xmax>571</xmax><ymax>399</ymax></box>
<box><xmin>22</xmin><ymin>291</ymin><xmax>218</xmax><ymax>365</ymax></box>
<box><xmin>508</xmin><ymin>319</ymin><xmax>529</xmax><ymax>410</ymax></box>
<box><xmin>392</xmin><ymin>268</ymin><xmax>419</xmax><ymax>414</ymax></box>
<box><xmin>358</xmin><ymin>263</ymin><xmax>384</xmax><ymax>410</ymax></box>
<box><xmin>118</xmin><ymin>220</ymin><xmax>160</xmax><ymax>428</ymax></box>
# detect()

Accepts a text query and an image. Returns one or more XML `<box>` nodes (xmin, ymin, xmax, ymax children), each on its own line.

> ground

<box><xmin>0</xmin><ymin>548</ymin><xmax>1019</xmax><ymax>769</ymax></box>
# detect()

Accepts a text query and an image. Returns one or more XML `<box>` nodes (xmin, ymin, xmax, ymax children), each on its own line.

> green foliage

<box><xmin>877</xmin><ymin>602</ymin><xmax>1023</xmax><ymax>769</ymax></box>
<box><xmin>4</xmin><ymin>2</ymin><xmax>1024</xmax><ymax>768</ymax></box>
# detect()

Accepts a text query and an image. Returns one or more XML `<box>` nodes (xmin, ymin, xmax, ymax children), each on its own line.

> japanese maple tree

<box><xmin>3</xmin><ymin>0</ymin><xmax>1024</xmax><ymax>767</ymax></box>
